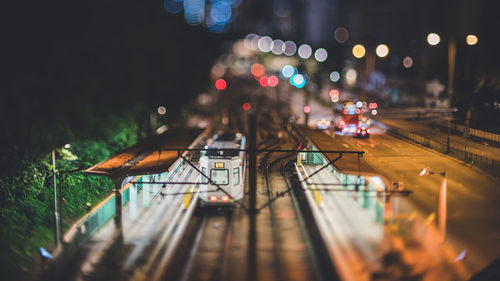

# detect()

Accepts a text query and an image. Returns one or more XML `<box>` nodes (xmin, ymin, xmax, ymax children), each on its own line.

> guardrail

<box><xmin>386</xmin><ymin>126</ymin><xmax>500</xmax><ymax>177</ymax></box>
<box><xmin>454</xmin><ymin>123</ymin><xmax>500</xmax><ymax>143</ymax></box>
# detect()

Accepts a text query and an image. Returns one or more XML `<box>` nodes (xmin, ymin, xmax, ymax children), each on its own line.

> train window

<box><xmin>201</xmin><ymin>167</ymin><xmax>208</xmax><ymax>183</ymax></box>
<box><xmin>211</xmin><ymin>169</ymin><xmax>229</xmax><ymax>185</ymax></box>
<box><xmin>233</xmin><ymin>167</ymin><xmax>239</xmax><ymax>185</ymax></box>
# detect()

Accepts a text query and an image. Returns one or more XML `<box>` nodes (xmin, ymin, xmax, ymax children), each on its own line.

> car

<box><xmin>316</xmin><ymin>119</ymin><xmax>331</xmax><ymax>130</ymax></box>
<box><xmin>353</xmin><ymin>126</ymin><xmax>370</xmax><ymax>138</ymax></box>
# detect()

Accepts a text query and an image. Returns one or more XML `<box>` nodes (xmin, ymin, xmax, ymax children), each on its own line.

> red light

<box><xmin>221</xmin><ymin>195</ymin><xmax>230</xmax><ymax>202</ymax></box>
<box><xmin>355</xmin><ymin>109</ymin><xmax>360</xmax><ymax>114</ymax></box>
<box><xmin>329</xmin><ymin>89</ymin><xmax>339</xmax><ymax>97</ymax></box>
<box><xmin>209</xmin><ymin>195</ymin><xmax>218</xmax><ymax>202</ymax></box>
<box><xmin>242</xmin><ymin>102</ymin><xmax>251</xmax><ymax>111</ymax></box>
<box><xmin>268</xmin><ymin>76</ymin><xmax>279</xmax><ymax>87</ymax></box>
<box><xmin>259</xmin><ymin>76</ymin><xmax>269</xmax><ymax>87</ymax></box>
<box><xmin>304</xmin><ymin>106</ymin><xmax>311</xmax><ymax>114</ymax></box>
<box><xmin>215</xmin><ymin>79</ymin><xmax>227</xmax><ymax>90</ymax></box>
<box><xmin>250</xmin><ymin>63</ymin><xmax>265</xmax><ymax>77</ymax></box>
<box><xmin>373</xmin><ymin>103</ymin><xmax>378</xmax><ymax>109</ymax></box>
<box><xmin>343</xmin><ymin>109</ymin><xmax>348</xmax><ymax>114</ymax></box>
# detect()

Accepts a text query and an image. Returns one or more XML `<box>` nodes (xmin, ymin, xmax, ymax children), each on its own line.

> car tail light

<box><xmin>209</xmin><ymin>195</ymin><xmax>218</xmax><ymax>202</ymax></box>
<box><xmin>221</xmin><ymin>195</ymin><xmax>230</xmax><ymax>202</ymax></box>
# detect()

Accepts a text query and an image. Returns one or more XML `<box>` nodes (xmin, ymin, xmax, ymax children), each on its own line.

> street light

<box><xmin>427</xmin><ymin>33</ymin><xmax>441</xmax><ymax>46</ymax></box>
<box><xmin>375</xmin><ymin>44</ymin><xmax>389</xmax><ymax>58</ymax></box>
<box><xmin>419</xmin><ymin>168</ymin><xmax>448</xmax><ymax>242</ymax></box>
<box><xmin>352</xmin><ymin>44</ymin><xmax>366</xmax><ymax>59</ymax></box>
<box><xmin>466</xmin><ymin>34</ymin><xmax>478</xmax><ymax>46</ymax></box>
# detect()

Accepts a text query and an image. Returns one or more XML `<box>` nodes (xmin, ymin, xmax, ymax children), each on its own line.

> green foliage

<box><xmin>0</xmin><ymin>123</ymin><xmax>137</xmax><ymax>280</ymax></box>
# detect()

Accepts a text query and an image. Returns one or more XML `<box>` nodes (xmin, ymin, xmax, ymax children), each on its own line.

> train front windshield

<box><xmin>211</xmin><ymin>169</ymin><xmax>229</xmax><ymax>185</ymax></box>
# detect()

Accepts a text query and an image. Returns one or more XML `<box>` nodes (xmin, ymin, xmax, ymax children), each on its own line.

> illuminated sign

<box><xmin>215</xmin><ymin>162</ymin><xmax>225</xmax><ymax>168</ymax></box>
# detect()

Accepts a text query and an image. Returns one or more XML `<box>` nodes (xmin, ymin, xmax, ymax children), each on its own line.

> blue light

<box><xmin>184</xmin><ymin>0</ymin><xmax>205</xmax><ymax>26</ymax></box>
<box><xmin>281</xmin><ymin>65</ymin><xmax>295</xmax><ymax>78</ymax></box>
<box><xmin>210</xmin><ymin>2</ymin><xmax>232</xmax><ymax>24</ymax></box>
<box><xmin>290</xmin><ymin>74</ymin><xmax>306</xmax><ymax>88</ymax></box>
<box><xmin>164</xmin><ymin>0</ymin><xmax>183</xmax><ymax>14</ymax></box>
<box><xmin>40</xmin><ymin>248</ymin><xmax>53</xmax><ymax>259</ymax></box>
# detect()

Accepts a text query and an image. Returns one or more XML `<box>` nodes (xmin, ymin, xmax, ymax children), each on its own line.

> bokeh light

<box><xmin>184</xmin><ymin>0</ymin><xmax>205</xmax><ymax>26</ymax></box>
<box><xmin>244</xmin><ymin>34</ymin><xmax>258</xmax><ymax>50</ymax></box>
<box><xmin>298</xmin><ymin>44</ymin><xmax>312</xmax><ymax>59</ymax></box>
<box><xmin>164</xmin><ymin>0</ymin><xmax>183</xmax><ymax>14</ymax></box>
<box><xmin>466</xmin><ymin>34</ymin><xmax>478</xmax><ymax>45</ymax></box>
<box><xmin>403</xmin><ymin>56</ymin><xmax>413</xmax><ymax>68</ymax></box>
<box><xmin>242</xmin><ymin>102</ymin><xmax>251</xmax><ymax>111</ymax></box>
<box><xmin>250</xmin><ymin>63</ymin><xmax>265</xmax><ymax>77</ymax></box>
<box><xmin>314</xmin><ymin>48</ymin><xmax>328</xmax><ymax>62</ymax></box>
<box><xmin>215</xmin><ymin>78</ymin><xmax>227</xmax><ymax>90</ymax></box>
<box><xmin>290</xmin><ymin>74</ymin><xmax>306</xmax><ymax>88</ymax></box>
<box><xmin>258</xmin><ymin>36</ymin><xmax>273</xmax><ymax>52</ymax></box>
<box><xmin>329</xmin><ymin>71</ymin><xmax>340</xmax><ymax>82</ymax></box>
<box><xmin>345</xmin><ymin>69</ymin><xmax>357</xmax><ymax>85</ymax></box>
<box><xmin>259</xmin><ymin>76</ymin><xmax>269</xmax><ymax>87</ymax></box>
<box><xmin>304</xmin><ymin>106</ymin><xmax>311</xmax><ymax>114</ymax></box>
<box><xmin>283</xmin><ymin>41</ymin><xmax>297</xmax><ymax>56</ymax></box>
<box><xmin>210</xmin><ymin>1</ymin><xmax>232</xmax><ymax>24</ymax></box>
<box><xmin>376</xmin><ymin>44</ymin><xmax>389</xmax><ymax>58</ymax></box>
<box><xmin>352</xmin><ymin>44</ymin><xmax>366</xmax><ymax>58</ymax></box>
<box><xmin>281</xmin><ymin>65</ymin><xmax>296</xmax><ymax>78</ymax></box>
<box><xmin>427</xmin><ymin>33</ymin><xmax>440</xmax><ymax>46</ymax></box>
<box><xmin>329</xmin><ymin>89</ymin><xmax>339</xmax><ymax>97</ymax></box>
<box><xmin>268</xmin><ymin>76</ymin><xmax>279</xmax><ymax>87</ymax></box>
<box><xmin>334</xmin><ymin>27</ymin><xmax>349</xmax><ymax>43</ymax></box>
<box><xmin>157</xmin><ymin>106</ymin><xmax>167</xmax><ymax>115</ymax></box>
<box><xmin>272</xmin><ymin>39</ymin><xmax>285</xmax><ymax>55</ymax></box>
<box><xmin>331</xmin><ymin>95</ymin><xmax>339</xmax><ymax>102</ymax></box>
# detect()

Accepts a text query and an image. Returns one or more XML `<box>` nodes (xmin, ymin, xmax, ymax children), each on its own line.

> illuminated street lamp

<box><xmin>375</xmin><ymin>44</ymin><xmax>389</xmax><ymax>58</ymax></box>
<box><xmin>419</xmin><ymin>168</ymin><xmax>448</xmax><ymax>241</ymax></box>
<box><xmin>352</xmin><ymin>44</ymin><xmax>366</xmax><ymax>59</ymax></box>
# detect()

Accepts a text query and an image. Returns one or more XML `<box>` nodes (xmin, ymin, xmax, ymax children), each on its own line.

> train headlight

<box><xmin>209</xmin><ymin>195</ymin><xmax>218</xmax><ymax>202</ymax></box>
<box><xmin>221</xmin><ymin>195</ymin><xmax>230</xmax><ymax>202</ymax></box>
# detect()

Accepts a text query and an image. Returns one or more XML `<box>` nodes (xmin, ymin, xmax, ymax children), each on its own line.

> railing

<box><xmin>391</xmin><ymin>126</ymin><xmax>500</xmax><ymax>177</ymax></box>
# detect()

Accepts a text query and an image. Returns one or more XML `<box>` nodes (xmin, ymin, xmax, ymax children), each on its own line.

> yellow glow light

<box><xmin>466</xmin><ymin>34</ymin><xmax>478</xmax><ymax>45</ymax></box>
<box><xmin>352</xmin><ymin>44</ymin><xmax>366</xmax><ymax>59</ymax></box>
<box><xmin>427</xmin><ymin>33</ymin><xmax>440</xmax><ymax>46</ymax></box>
<box><xmin>376</xmin><ymin>44</ymin><xmax>389</xmax><ymax>58</ymax></box>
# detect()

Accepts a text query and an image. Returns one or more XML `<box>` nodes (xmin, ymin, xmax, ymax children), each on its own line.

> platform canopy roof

<box><xmin>85</xmin><ymin>128</ymin><xmax>205</xmax><ymax>178</ymax></box>
<box><xmin>298</xmin><ymin>126</ymin><xmax>376</xmax><ymax>175</ymax></box>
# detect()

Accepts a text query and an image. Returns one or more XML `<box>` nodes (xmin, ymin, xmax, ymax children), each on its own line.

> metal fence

<box><xmin>394</xmin><ymin>128</ymin><xmax>500</xmax><ymax>177</ymax></box>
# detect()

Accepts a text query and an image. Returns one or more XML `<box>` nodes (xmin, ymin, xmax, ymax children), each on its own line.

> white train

<box><xmin>198</xmin><ymin>133</ymin><xmax>246</xmax><ymax>206</ymax></box>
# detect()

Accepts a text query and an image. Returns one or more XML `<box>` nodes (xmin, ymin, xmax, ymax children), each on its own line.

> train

<box><xmin>198</xmin><ymin>133</ymin><xmax>246</xmax><ymax>207</ymax></box>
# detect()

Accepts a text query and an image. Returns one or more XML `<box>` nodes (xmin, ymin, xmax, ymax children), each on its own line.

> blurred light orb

<box><xmin>352</xmin><ymin>44</ymin><xmax>366</xmax><ymax>58</ymax></box>
<box><xmin>250</xmin><ymin>63</ymin><xmax>265</xmax><ymax>77</ymax></box>
<box><xmin>314</xmin><ymin>48</ymin><xmax>328</xmax><ymax>62</ymax></box>
<box><xmin>164</xmin><ymin>0</ymin><xmax>183</xmax><ymax>14</ymax></box>
<box><xmin>215</xmin><ymin>78</ymin><xmax>227</xmax><ymax>90</ymax></box>
<box><xmin>210</xmin><ymin>1</ymin><xmax>232</xmax><ymax>24</ymax></box>
<box><xmin>331</xmin><ymin>95</ymin><xmax>339</xmax><ymax>102</ymax></box>
<box><xmin>371</xmin><ymin>109</ymin><xmax>378</xmax><ymax>115</ymax></box>
<box><xmin>329</xmin><ymin>71</ymin><xmax>340</xmax><ymax>82</ymax></box>
<box><xmin>272</xmin><ymin>39</ymin><xmax>285</xmax><ymax>55</ymax></box>
<box><xmin>259</xmin><ymin>76</ymin><xmax>269</xmax><ymax>87</ymax></box>
<box><xmin>281</xmin><ymin>65</ymin><xmax>295</xmax><ymax>78</ymax></box>
<box><xmin>184</xmin><ymin>0</ymin><xmax>205</xmax><ymax>26</ymax></box>
<box><xmin>304</xmin><ymin>106</ymin><xmax>311</xmax><ymax>114</ymax></box>
<box><xmin>258</xmin><ymin>36</ymin><xmax>273</xmax><ymax>52</ymax></box>
<box><xmin>376</xmin><ymin>44</ymin><xmax>389</xmax><ymax>58</ymax></box>
<box><xmin>334</xmin><ymin>27</ymin><xmax>349</xmax><ymax>43</ymax></box>
<box><xmin>298</xmin><ymin>44</ymin><xmax>312</xmax><ymax>59</ymax></box>
<box><xmin>329</xmin><ymin>89</ymin><xmax>339</xmax><ymax>97</ymax></box>
<box><xmin>64</xmin><ymin>143</ymin><xmax>71</xmax><ymax>149</ymax></box>
<box><xmin>268</xmin><ymin>76</ymin><xmax>279</xmax><ymax>87</ymax></box>
<box><xmin>427</xmin><ymin>33</ymin><xmax>440</xmax><ymax>45</ymax></box>
<box><xmin>244</xmin><ymin>34</ymin><xmax>258</xmax><ymax>50</ymax></box>
<box><xmin>242</xmin><ymin>102</ymin><xmax>251</xmax><ymax>111</ymax></box>
<box><xmin>291</xmin><ymin>74</ymin><xmax>305</xmax><ymax>88</ymax></box>
<box><xmin>283</xmin><ymin>41</ymin><xmax>297</xmax><ymax>56</ymax></box>
<box><xmin>345</xmin><ymin>69</ymin><xmax>357</xmax><ymax>85</ymax></box>
<box><xmin>157</xmin><ymin>106</ymin><xmax>167</xmax><ymax>115</ymax></box>
<box><xmin>466</xmin><ymin>34</ymin><xmax>478</xmax><ymax>45</ymax></box>
<box><xmin>403</xmin><ymin>56</ymin><xmax>413</xmax><ymax>68</ymax></box>
<box><xmin>356</xmin><ymin>101</ymin><xmax>363</xmax><ymax>108</ymax></box>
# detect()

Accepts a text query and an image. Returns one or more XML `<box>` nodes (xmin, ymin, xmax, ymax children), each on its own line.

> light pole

<box><xmin>51</xmin><ymin>150</ymin><xmax>61</xmax><ymax>247</ymax></box>
<box><xmin>420</xmin><ymin>168</ymin><xmax>448</xmax><ymax>241</ymax></box>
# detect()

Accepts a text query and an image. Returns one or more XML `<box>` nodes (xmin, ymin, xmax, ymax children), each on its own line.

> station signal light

<box><xmin>215</xmin><ymin>79</ymin><xmax>227</xmax><ymax>90</ymax></box>
<box><xmin>304</xmin><ymin>106</ymin><xmax>311</xmax><ymax>114</ymax></box>
<box><xmin>242</xmin><ymin>102</ymin><xmax>251</xmax><ymax>111</ymax></box>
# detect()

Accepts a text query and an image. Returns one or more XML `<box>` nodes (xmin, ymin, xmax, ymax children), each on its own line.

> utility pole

<box><xmin>51</xmin><ymin>150</ymin><xmax>61</xmax><ymax>247</ymax></box>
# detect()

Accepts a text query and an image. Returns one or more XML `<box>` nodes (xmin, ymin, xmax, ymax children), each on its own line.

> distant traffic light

<box><xmin>215</xmin><ymin>79</ymin><xmax>227</xmax><ymax>90</ymax></box>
